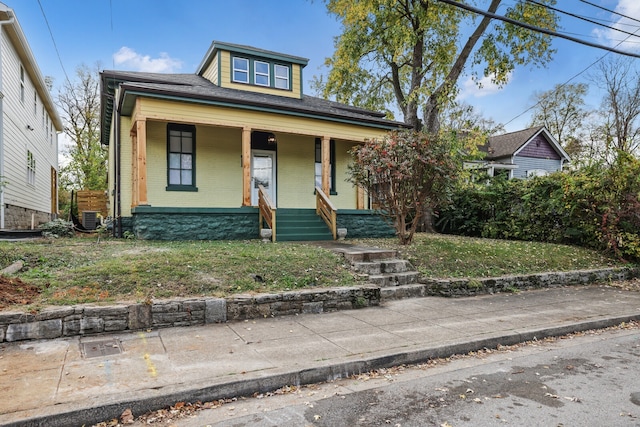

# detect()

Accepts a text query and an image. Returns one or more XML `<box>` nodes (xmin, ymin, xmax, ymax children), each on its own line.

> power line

<box><xmin>526</xmin><ymin>0</ymin><xmax>640</xmax><ymax>40</ymax></box>
<box><xmin>36</xmin><ymin>0</ymin><xmax>72</xmax><ymax>88</ymax></box>
<box><xmin>436</xmin><ymin>0</ymin><xmax>640</xmax><ymax>59</ymax></box>
<box><xmin>579</xmin><ymin>0</ymin><xmax>640</xmax><ymax>25</ymax></box>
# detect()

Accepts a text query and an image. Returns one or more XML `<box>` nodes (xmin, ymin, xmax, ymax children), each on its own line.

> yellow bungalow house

<box><xmin>100</xmin><ymin>41</ymin><xmax>407</xmax><ymax>240</ymax></box>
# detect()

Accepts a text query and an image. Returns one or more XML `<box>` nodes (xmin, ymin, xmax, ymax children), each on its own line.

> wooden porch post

<box><xmin>135</xmin><ymin>120</ymin><xmax>148</xmax><ymax>205</ymax></box>
<box><xmin>242</xmin><ymin>127</ymin><xmax>251</xmax><ymax>206</ymax></box>
<box><xmin>321</xmin><ymin>135</ymin><xmax>330</xmax><ymax>195</ymax></box>
<box><xmin>357</xmin><ymin>185</ymin><xmax>365</xmax><ymax>210</ymax></box>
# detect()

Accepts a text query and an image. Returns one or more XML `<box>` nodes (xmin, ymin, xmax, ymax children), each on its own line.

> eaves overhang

<box><xmin>115</xmin><ymin>84</ymin><xmax>408</xmax><ymax>134</ymax></box>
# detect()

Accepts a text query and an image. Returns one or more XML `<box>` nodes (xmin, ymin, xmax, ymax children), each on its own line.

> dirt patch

<box><xmin>0</xmin><ymin>276</ymin><xmax>41</xmax><ymax>309</ymax></box>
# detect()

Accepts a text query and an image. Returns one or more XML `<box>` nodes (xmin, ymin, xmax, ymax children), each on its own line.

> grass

<box><xmin>0</xmin><ymin>233</ymin><xmax>629</xmax><ymax>309</ymax></box>
<box><xmin>351</xmin><ymin>233</ymin><xmax>627</xmax><ymax>278</ymax></box>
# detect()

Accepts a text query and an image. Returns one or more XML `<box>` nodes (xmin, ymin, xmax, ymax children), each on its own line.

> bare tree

<box><xmin>590</xmin><ymin>57</ymin><xmax>640</xmax><ymax>158</ymax></box>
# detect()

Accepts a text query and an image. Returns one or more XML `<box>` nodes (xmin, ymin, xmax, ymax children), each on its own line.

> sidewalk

<box><xmin>1</xmin><ymin>284</ymin><xmax>640</xmax><ymax>427</ymax></box>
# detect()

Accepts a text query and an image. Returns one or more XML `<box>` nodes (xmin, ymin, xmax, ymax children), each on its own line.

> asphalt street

<box><xmin>161</xmin><ymin>327</ymin><xmax>640</xmax><ymax>427</ymax></box>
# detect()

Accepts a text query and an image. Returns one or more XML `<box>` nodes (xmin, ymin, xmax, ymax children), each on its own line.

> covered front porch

<box><xmin>123</xmin><ymin>98</ymin><xmax>393</xmax><ymax>241</ymax></box>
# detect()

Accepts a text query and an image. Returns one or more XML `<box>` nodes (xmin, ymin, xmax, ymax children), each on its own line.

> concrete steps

<box><xmin>333</xmin><ymin>246</ymin><xmax>420</xmax><ymax>287</ymax></box>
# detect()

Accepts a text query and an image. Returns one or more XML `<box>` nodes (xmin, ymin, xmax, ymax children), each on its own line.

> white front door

<box><xmin>251</xmin><ymin>150</ymin><xmax>276</xmax><ymax>206</ymax></box>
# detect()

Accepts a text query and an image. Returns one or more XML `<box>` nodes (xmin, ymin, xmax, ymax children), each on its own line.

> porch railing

<box><xmin>258</xmin><ymin>185</ymin><xmax>276</xmax><ymax>242</ymax></box>
<box><xmin>315</xmin><ymin>186</ymin><xmax>337</xmax><ymax>240</ymax></box>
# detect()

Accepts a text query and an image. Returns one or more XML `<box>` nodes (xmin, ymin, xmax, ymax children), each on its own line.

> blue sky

<box><xmin>10</xmin><ymin>0</ymin><xmax>640</xmax><ymax>133</ymax></box>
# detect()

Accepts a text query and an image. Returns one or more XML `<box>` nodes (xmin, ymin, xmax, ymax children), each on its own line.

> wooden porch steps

<box><xmin>276</xmin><ymin>209</ymin><xmax>333</xmax><ymax>242</ymax></box>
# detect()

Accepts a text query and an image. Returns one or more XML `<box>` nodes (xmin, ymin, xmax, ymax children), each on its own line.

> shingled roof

<box><xmin>483</xmin><ymin>126</ymin><xmax>545</xmax><ymax>160</ymax></box>
<box><xmin>100</xmin><ymin>70</ymin><xmax>408</xmax><ymax>145</ymax></box>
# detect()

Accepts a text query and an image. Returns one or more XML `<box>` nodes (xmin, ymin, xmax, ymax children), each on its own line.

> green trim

<box><xmin>166</xmin><ymin>185</ymin><xmax>198</xmax><ymax>192</ymax></box>
<box><xmin>336</xmin><ymin>209</ymin><xmax>382</xmax><ymax>215</ymax></box>
<box><xmin>166</xmin><ymin>123</ymin><xmax>197</xmax><ymax>189</ymax></box>
<box><xmin>214</xmin><ymin>42</ymin><xmax>308</xmax><ymax>65</ymax></box>
<box><xmin>231</xmin><ymin>55</ymin><xmax>292</xmax><ymax>92</ymax></box>
<box><xmin>216</xmin><ymin>50</ymin><xmax>222</xmax><ymax>86</ymax></box>
<box><xmin>120</xmin><ymin>90</ymin><xmax>405</xmax><ymax>130</ymax></box>
<box><xmin>132</xmin><ymin>206</ymin><xmax>257</xmax><ymax>214</ymax></box>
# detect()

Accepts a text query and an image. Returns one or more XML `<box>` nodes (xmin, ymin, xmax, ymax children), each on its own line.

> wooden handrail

<box><xmin>258</xmin><ymin>185</ymin><xmax>276</xmax><ymax>242</ymax></box>
<box><xmin>315</xmin><ymin>186</ymin><xmax>337</xmax><ymax>240</ymax></box>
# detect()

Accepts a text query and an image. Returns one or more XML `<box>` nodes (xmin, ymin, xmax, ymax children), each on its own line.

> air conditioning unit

<box><xmin>82</xmin><ymin>211</ymin><xmax>98</xmax><ymax>230</ymax></box>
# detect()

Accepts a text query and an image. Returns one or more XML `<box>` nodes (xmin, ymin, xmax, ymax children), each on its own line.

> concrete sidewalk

<box><xmin>1</xmin><ymin>285</ymin><xmax>640</xmax><ymax>427</ymax></box>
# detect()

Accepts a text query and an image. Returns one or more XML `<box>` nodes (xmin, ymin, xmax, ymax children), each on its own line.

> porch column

<box><xmin>242</xmin><ymin>127</ymin><xmax>251</xmax><ymax>206</ymax></box>
<box><xmin>357</xmin><ymin>185</ymin><xmax>365</xmax><ymax>210</ymax></box>
<box><xmin>321</xmin><ymin>135</ymin><xmax>331</xmax><ymax>195</ymax></box>
<box><xmin>131</xmin><ymin>119</ymin><xmax>148</xmax><ymax>206</ymax></box>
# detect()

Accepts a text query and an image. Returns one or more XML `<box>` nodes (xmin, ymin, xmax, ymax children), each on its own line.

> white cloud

<box><xmin>592</xmin><ymin>0</ymin><xmax>640</xmax><ymax>52</ymax></box>
<box><xmin>457</xmin><ymin>73</ymin><xmax>510</xmax><ymax>100</ymax></box>
<box><xmin>112</xmin><ymin>47</ymin><xmax>183</xmax><ymax>73</ymax></box>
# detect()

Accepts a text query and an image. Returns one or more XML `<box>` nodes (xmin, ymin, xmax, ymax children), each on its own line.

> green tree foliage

<box><xmin>348</xmin><ymin>130</ymin><xmax>463</xmax><ymax>244</ymax></box>
<box><xmin>57</xmin><ymin>64</ymin><xmax>106</xmax><ymax>192</ymax></box>
<box><xmin>437</xmin><ymin>154</ymin><xmax>640</xmax><ymax>261</ymax></box>
<box><xmin>316</xmin><ymin>0</ymin><xmax>558</xmax><ymax>133</ymax></box>
<box><xmin>529</xmin><ymin>83</ymin><xmax>588</xmax><ymax>159</ymax></box>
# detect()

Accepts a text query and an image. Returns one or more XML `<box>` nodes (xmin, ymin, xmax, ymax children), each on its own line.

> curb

<box><xmin>5</xmin><ymin>313</ymin><xmax>640</xmax><ymax>427</ymax></box>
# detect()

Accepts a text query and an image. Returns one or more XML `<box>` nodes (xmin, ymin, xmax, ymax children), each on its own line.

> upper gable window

<box><xmin>254</xmin><ymin>61</ymin><xmax>270</xmax><ymax>86</ymax></box>
<box><xmin>275</xmin><ymin>65</ymin><xmax>290</xmax><ymax>90</ymax></box>
<box><xmin>231</xmin><ymin>56</ymin><xmax>291</xmax><ymax>90</ymax></box>
<box><xmin>20</xmin><ymin>65</ymin><xmax>25</xmax><ymax>103</ymax></box>
<box><xmin>233</xmin><ymin>57</ymin><xmax>249</xmax><ymax>83</ymax></box>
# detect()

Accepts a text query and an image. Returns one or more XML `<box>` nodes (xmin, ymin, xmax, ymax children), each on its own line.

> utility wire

<box><xmin>436</xmin><ymin>0</ymin><xmax>640</xmax><ymax>59</ymax></box>
<box><xmin>525</xmin><ymin>0</ymin><xmax>640</xmax><ymax>39</ymax></box>
<box><xmin>579</xmin><ymin>0</ymin><xmax>640</xmax><ymax>24</ymax></box>
<box><xmin>37</xmin><ymin>0</ymin><xmax>72</xmax><ymax>88</ymax></box>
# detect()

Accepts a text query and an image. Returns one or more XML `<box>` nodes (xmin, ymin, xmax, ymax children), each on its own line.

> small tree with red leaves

<box><xmin>348</xmin><ymin>130</ymin><xmax>462</xmax><ymax>245</ymax></box>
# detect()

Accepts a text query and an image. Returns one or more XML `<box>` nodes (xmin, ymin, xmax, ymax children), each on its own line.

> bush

<box><xmin>437</xmin><ymin>153</ymin><xmax>640</xmax><ymax>262</ymax></box>
<box><xmin>39</xmin><ymin>219</ymin><xmax>75</xmax><ymax>238</ymax></box>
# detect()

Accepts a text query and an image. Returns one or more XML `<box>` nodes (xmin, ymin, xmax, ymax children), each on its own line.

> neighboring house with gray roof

<box><xmin>467</xmin><ymin>126</ymin><xmax>570</xmax><ymax>180</ymax></box>
<box><xmin>101</xmin><ymin>41</ymin><xmax>407</xmax><ymax>241</ymax></box>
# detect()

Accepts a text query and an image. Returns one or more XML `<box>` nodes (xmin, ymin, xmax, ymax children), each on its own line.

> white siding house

<box><xmin>0</xmin><ymin>3</ymin><xmax>62</xmax><ymax>229</ymax></box>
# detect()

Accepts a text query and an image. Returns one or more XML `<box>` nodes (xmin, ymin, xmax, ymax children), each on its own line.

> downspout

<box><xmin>115</xmin><ymin>96</ymin><xmax>122</xmax><ymax>238</ymax></box>
<box><xmin>0</xmin><ymin>14</ymin><xmax>16</xmax><ymax>229</ymax></box>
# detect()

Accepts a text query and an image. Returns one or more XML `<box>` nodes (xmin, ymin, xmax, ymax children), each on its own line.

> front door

<box><xmin>251</xmin><ymin>150</ymin><xmax>276</xmax><ymax>206</ymax></box>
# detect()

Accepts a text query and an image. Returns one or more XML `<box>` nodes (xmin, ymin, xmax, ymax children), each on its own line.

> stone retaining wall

<box><xmin>0</xmin><ymin>286</ymin><xmax>380</xmax><ymax>343</ymax></box>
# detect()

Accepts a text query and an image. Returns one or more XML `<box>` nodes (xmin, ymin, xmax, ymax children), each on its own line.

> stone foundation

<box><xmin>337</xmin><ymin>210</ymin><xmax>395</xmax><ymax>238</ymax></box>
<box><xmin>3</xmin><ymin>204</ymin><xmax>51</xmax><ymax>230</ymax></box>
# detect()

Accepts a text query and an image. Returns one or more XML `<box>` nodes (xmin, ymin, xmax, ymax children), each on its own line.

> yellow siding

<box><xmin>119</xmin><ymin>116</ymin><xmax>133</xmax><ymax>216</ymax></box>
<box><xmin>277</xmin><ymin>135</ymin><xmax>315</xmax><ymax>208</ymax></box>
<box><xmin>145</xmin><ymin>122</ymin><xmax>243</xmax><ymax>208</ymax></box>
<box><xmin>201</xmin><ymin>52</ymin><xmax>219</xmax><ymax>85</ymax></box>
<box><xmin>218</xmin><ymin>50</ymin><xmax>301</xmax><ymax>99</ymax></box>
<box><xmin>137</xmin><ymin>98</ymin><xmax>388</xmax><ymax>143</ymax></box>
<box><xmin>332</xmin><ymin>140</ymin><xmax>359</xmax><ymax>209</ymax></box>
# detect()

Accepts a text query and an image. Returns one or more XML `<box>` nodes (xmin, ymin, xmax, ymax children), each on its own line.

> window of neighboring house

<box><xmin>254</xmin><ymin>61</ymin><xmax>270</xmax><ymax>86</ymax></box>
<box><xmin>34</xmin><ymin>91</ymin><xmax>37</xmax><ymax>116</ymax></box>
<box><xmin>314</xmin><ymin>138</ymin><xmax>336</xmax><ymax>194</ymax></box>
<box><xmin>232</xmin><ymin>57</ymin><xmax>249</xmax><ymax>83</ymax></box>
<box><xmin>274</xmin><ymin>64</ymin><xmax>290</xmax><ymax>90</ymax></box>
<box><xmin>27</xmin><ymin>150</ymin><xmax>35</xmax><ymax>185</ymax></box>
<box><xmin>167</xmin><ymin>124</ymin><xmax>196</xmax><ymax>191</ymax></box>
<box><xmin>42</xmin><ymin>105</ymin><xmax>45</xmax><ymax>128</ymax></box>
<box><xmin>20</xmin><ymin>65</ymin><xmax>25</xmax><ymax>103</ymax></box>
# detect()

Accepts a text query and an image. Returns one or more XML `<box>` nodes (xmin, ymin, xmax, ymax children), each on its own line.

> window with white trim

<box><xmin>27</xmin><ymin>150</ymin><xmax>35</xmax><ymax>185</ymax></box>
<box><xmin>275</xmin><ymin>64</ymin><xmax>290</xmax><ymax>90</ymax></box>
<box><xmin>34</xmin><ymin>91</ymin><xmax>37</xmax><ymax>116</ymax></box>
<box><xmin>232</xmin><ymin>57</ymin><xmax>249</xmax><ymax>83</ymax></box>
<box><xmin>254</xmin><ymin>61</ymin><xmax>270</xmax><ymax>86</ymax></box>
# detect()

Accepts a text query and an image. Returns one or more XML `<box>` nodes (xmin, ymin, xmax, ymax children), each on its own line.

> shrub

<box><xmin>39</xmin><ymin>219</ymin><xmax>75</xmax><ymax>238</ymax></box>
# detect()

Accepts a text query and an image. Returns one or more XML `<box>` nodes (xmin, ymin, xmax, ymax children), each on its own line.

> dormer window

<box><xmin>254</xmin><ymin>61</ymin><xmax>270</xmax><ymax>86</ymax></box>
<box><xmin>233</xmin><ymin>57</ymin><xmax>249</xmax><ymax>83</ymax></box>
<box><xmin>231</xmin><ymin>56</ymin><xmax>290</xmax><ymax>90</ymax></box>
<box><xmin>275</xmin><ymin>64</ymin><xmax>289</xmax><ymax>90</ymax></box>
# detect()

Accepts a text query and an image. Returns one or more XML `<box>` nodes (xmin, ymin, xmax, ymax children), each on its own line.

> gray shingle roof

<box><xmin>100</xmin><ymin>70</ymin><xmax>408</xmax><ymax>145</ymax></box>
<box><xmin>483</xmin><ymin>126</ymin><xmax>545</xmax><ymax>160</ymax></box>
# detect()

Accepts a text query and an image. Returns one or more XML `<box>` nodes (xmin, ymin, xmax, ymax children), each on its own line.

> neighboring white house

<box><xmin>0</xmin><ymin>3</ymin><xmax>62</xmax><ymax>229</ymax></box>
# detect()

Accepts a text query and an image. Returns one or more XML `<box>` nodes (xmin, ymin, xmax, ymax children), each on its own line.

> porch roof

<box><xmin>100</xmin><ymin>71</ymin><xmax>409</xmax><ymax>145</ymax></box>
